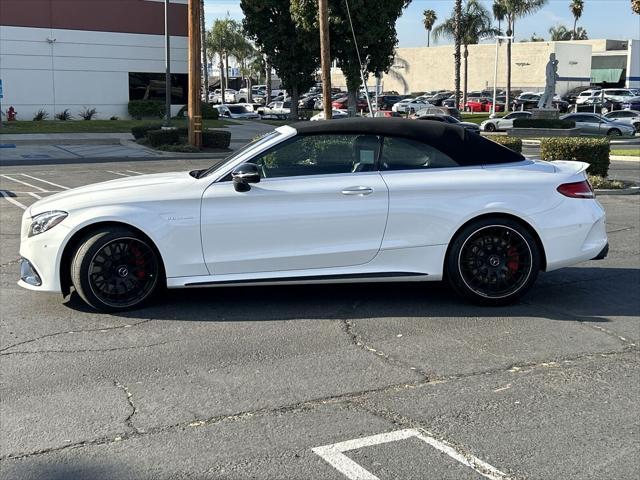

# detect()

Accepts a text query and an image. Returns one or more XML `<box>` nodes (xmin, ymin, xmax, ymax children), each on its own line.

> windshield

<box><xmin>198</xmin><ymin>131</ymin><xmax>281</xmax><ymax>178</ymax></box>
<box><xmin>228</xmin><ymin>106</ymin><xmax>248</xmax><ymax>114</ymax></box>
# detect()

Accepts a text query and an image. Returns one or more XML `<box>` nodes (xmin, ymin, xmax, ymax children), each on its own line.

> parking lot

<box><xmin>0</xmin><ymin>159</ymin><xmax>638</xmax><ymax>479</ymax></box>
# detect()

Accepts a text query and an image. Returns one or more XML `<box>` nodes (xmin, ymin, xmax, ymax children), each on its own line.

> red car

<box><xmin>331</xmin><ymin>97</ymin><xmax>370</xmax><ymax>112</ymax></box>
<box><xmin>464</xmin><ymin>97</ymin><xmax>504</xmax><ymax>113</ymax></box>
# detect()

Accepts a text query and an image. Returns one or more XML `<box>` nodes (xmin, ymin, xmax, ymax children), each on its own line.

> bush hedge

<box><xmin>487</xmin><ymin>136</ymin><xmax>523</xmax><ymax>153</ymax></box>
<box><xmin>513</xmin><ymin>118</ymin><xmax>575</xmax><ymax>129</ymax></box>
<box><xmin>131</xmin><ymin>123</ymin><xmax>163</xmax><ymax>140</ymax></box>
<box><xmin>176</xmin><ymin>102</ymin><xmax>220</xmax><ymax>120</ymax></box>
<box><xmin>203</xmin><ymin>130</ymin><xmax>231</xmax><ymax>149</ymax></box>
<box><xmin>540</xmin><ymin>137</ymin><xmax>610</xmax><ymax>177</ymax></box>
<box><xmin>128</xmin><ymin>100</ymin><xmax>166</xmax><ymax>120</ymax></box>
<box><xmin>146</xmin><ymin>129</ymin><xmax>180</xmax><ymax>147</ymax></box>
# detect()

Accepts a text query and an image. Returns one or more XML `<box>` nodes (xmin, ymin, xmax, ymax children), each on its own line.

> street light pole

<box><xmin>318</xmin><ymin>0</ymin><xmax>332</xmax><ymax>120</ymax></box>
<box><xmin>188</xmin><ymin>0</ymin><xmax>202</xmax><ymax>148</ymax></box>
<box><xmin>164</xmin><ymin>0</ymin><xmax>172</xmax><ymax>128</ymax></box>
<box><xmin>490</xmin><ymin>35</ymin><xmax>512</xmax><ymax>118</ymax></box>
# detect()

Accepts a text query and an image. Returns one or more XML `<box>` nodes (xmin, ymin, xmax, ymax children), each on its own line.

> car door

<box><xmin>200</xmin><ymin>134</ymin><xmax>389</xmax><ymax>275</ymax></box>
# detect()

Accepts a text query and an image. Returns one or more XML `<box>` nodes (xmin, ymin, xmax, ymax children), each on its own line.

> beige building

<box><xmin>330</xmin><ymin>39</ymin><xmax>639</xmax><ymax>96</ymax></box>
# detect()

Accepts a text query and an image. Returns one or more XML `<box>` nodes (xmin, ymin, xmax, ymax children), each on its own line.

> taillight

<box><xmin>557</xmin><ymin>180</ymin><xmax>595</xmax><ymax>199</ymax></box>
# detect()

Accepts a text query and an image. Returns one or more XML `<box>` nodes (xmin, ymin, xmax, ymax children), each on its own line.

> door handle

<box><xmin>342</xmin><ymin>186</ymin><xmax>374</xmax><ymax>196</ymax></box>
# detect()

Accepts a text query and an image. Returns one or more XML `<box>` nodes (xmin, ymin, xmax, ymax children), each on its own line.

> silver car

<box><xmin>480</xmin><ymin>111</ymin><xmax>532</xmax><ymax>132</ymax></box>
<box><xmin>604</xmin><ymin>110</ymin><xmax>640</xmax><ymax>132</ymax></box>
<box><xmin>560</xmin><ymin>113</ymin><xmax>636</xmax><ymax>136</ymax></box>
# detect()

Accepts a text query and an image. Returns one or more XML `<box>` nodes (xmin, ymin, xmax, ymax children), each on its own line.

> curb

<box><xmin>595</xmin><ymin>186</ymin><xmax>640</xmax><ymax>195</ymax></box>
<box><xmin>610</xmin><ymin>155</ymin><xmax>639</xmax><ymax>162</ymax></box>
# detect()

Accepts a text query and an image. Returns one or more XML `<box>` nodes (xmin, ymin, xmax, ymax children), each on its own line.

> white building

<box><xmin>0</xmin><ymin>0</ymin><xmax>189</xmax><ymax>120</ymax></box>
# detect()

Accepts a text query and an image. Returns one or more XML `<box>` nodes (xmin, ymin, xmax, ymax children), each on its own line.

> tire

<box><xmin>446</xmin><ymin>218</ymin><xmax>540</xmax><ymax>306</ymax></box>
<box><xmin>607</xmin><ymin>128</ymin><xmax>622</xmax><ymax>137</ymax></box>
<box><xmin>485</xmin><ymin>123</ymin><xmax>496</xmax><ymax>132</ymax></box>
<box><xmin>71</xmin><ymin>227</ymin><xmax>163</xmax><ymax>312</ymax></box>
<box><xmin>633</xmin><ymin>122</ymin><xmax>640</xmax><ymax>133</ymax></box>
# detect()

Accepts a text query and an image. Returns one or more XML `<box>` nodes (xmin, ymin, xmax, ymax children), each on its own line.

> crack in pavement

<box><xmin>0</xmin><ymin>319</ymin><xmax>154</xmax><ymax>353</ymax></box>
<box><xmin>0</xmin><ymin>258</ymin><xmax>20</xmax><ymax>269</ymax></box>
<box><xmin>2</xmin><ymin>348</ymin><xmax>636</xmax><ymax>462</ymax></box>
<box><xmin>114</xmin><ymin>380</ymin><xmax>140</xmax><ymax>434</ymax></box>
<box><xmin>0</xmin><ymin>340</ymin><xmax>173</xmax><ymax>356</ymax></box>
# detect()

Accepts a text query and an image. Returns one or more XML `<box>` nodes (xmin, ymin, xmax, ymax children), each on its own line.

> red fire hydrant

<box><xmin>7</xmin><ymin>107</ymin><xmax>17</xmax><ymax>121</ymax></box>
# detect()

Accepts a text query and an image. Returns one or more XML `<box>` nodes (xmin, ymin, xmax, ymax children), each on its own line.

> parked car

<box><xmin>560</xmin><ymin>113</ymin><xmax>636</xmax><ymax>136</ymax></box>
<box><xmin>376</xmin><ymin>95</ymin><xmax>403</xmax><ymax>110</ymax></box>
<box><xmin>575</xmin><ymin>89</ymin><xmax>602</xmax><ymax>105</ymax></box>
<box><xmin>439</xmin><ymin>106</ymin><xmax>462</xmax><ymax>120</ymax></box>
<box><xmin>603</xmin><ymin>109</ymin><xmax>640</xmax><ymax>132</ymax></box>
<box><xmin>573</xmin><ymin>97</ymin><xmax>623</xmax><ymax>114</ymax></box>
<box><xmin>512</xmin><ymin>93</ymin><xmax>568</xmax><ymax>112</ymax></box>
<box><xmin>412</xmin><ymin>106</ymin><xmax>448</xmax><ymax>117</ymax></box>
<box><xmin>425</xmin><ymin>91</ymin><xmax>452</xmax><ymax>106</ymax></box>
<box><xmin>19</xmin><ymin>118</ymin><xmax>608</xmax><ymax>311</ymax></box>
<box><xmin>259</xmin><ymin>101</ymin><xmax>292</xmax><ymax>119</ymax></box>
<box><xmin>236</xmin><ymin>103</ymin><xmax>263</xmax><ymax>113</ymax></box>
<box><xmin>392</xmin><ymin>98</ymin><xmax>433</xmax><ymax>114</ymax></box>
<box><xmin>299</xmin><ymin>96</ymin><xmax>319</xmax><ymax>109</ymax></box>
<box><xmin>332</xmin><ymin>96</ymin><xmax>370</xmax><ymax>112</ymax></box>
<box><xmin>622</xmin><ymin>97</ymin><xmax>640</xmax><ymax>111</ymax></box>
<box><xmin>210</xmin><ymin>89</ymin><xmax>240</xmax><ymax>104</ymax></box>
<box><xmin>416</xmin><ymin>114</ymin><xmax>480</xmax><ymax>133</ymax></box>
<box><xmin>603</xmin><ymin>88</ymin><xmax>637</xmax><ymax>103</ymax></box>
<box><xmin>561</xmin><ymin>85</ymin><xmax>591</xmax><ymax>104</ymax></box>
<box><xmin>215</xmin><ymin>105</ymin><xmax>260</xmax><ymax>120</ymax></box>
<box><xmin>465</xmin><ymin>98</ymin><xmax>503</xmax><ymax>113</ymax></box>
<box><xmin>310</xmin><ymin>109</ymin><xmax>349</xmax><ymax>121</ymax></box>
<box><xmin>480</xmin><ymin>111</ymin><xmax>532</xmax><ymax>132</ymax></box>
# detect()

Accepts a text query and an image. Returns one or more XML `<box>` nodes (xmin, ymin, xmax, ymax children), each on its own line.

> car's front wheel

<box><xmin>446</xmin><ymin>218</ymin><xmax>540</xmax><ymax>306</ymax></box>
<box><xmin>484</xmin><ymin>123</ymin><xmax>496</xmax><ymax>132</ymax></box>
<box><xmin>607</xmin><ymin>128</ymin><xmax>622</xmax><ymax>136</ymax></box>
<box><xmin>71</xmin><ymin>227</ymin><xmax>163</xmax><ymax>312</ymax></box>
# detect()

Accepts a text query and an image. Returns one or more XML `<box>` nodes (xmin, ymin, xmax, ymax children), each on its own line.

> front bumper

<box><xmin>591</xmin><ymin>242</ymin><xmax>609</xmax><ymax>260</ymax></box>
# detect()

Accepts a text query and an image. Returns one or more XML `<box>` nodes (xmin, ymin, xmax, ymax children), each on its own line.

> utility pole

<box><xmin>188</xmin><ymin>0</ymin><xmax>202</xmax><ymax>148</ymax></box>
<box><xmin>318</xmin><ymin>0</ymin><xmax>332</xmax><ymax>120</ymax></box>
<box><xmin>163</xmin><ymin>0</ymin><xmax>172</xmax><ymax>128</ymax></box>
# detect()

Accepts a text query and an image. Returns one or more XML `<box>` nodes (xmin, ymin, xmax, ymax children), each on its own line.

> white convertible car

<box><xmin>18</xmin><ymin>118</ymin><xmax>608</xmax><ymax>311</ymax></box>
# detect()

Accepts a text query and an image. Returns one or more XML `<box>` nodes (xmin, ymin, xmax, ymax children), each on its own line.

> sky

<box><xmin>203</xmin><ymin>0</ymin><xmax>640</xmax><ymax>48</ymax></box>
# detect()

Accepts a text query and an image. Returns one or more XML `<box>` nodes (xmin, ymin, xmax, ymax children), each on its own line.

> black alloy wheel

<box><xmin>485</xmin><ymin>123</ymin><xmax>497</xmax><ymax>132</ymax></box>
<box><xmin>447</xmin><ymin>219</ymin><xmax>540</xmax><ymax>305</ymax></box>
<box><xmin>71</xmin><ymin>227</ymin><xmax>163</xmax><ymax>311</ymax></box>
<box><xmin>607</xmin><ymin>128</ymin><xmax>621</xmax><ymax>136</ymax></box>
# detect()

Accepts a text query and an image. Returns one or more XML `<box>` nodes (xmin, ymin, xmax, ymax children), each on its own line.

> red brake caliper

<box><xmin>130</xmin><ymin>243</ymin><xmax>146</xmax><ymax>279</ymax></box>
<box><xmin>507</xmin><ymin>246</ymin><xmax>519</xmax><ymax>275</ymax></box>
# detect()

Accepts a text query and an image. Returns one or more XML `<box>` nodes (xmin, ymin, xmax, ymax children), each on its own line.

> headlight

<box><xmin>29</xmin><ymin>211</ymin><xmax>68</xmax><ymax>237</ymax></box>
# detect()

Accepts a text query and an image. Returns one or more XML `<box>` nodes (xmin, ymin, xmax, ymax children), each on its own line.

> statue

<box><xmin>537</xmin><ymin>53</ymin><xmax>559</xmax><ymax>109</ymax></box>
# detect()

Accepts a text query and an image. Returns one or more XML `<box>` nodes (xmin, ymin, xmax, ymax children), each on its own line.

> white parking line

<box><xmin>0</xmin><ymin>174</ymin><xmax>48</xmax><ymax>192</ymax></box>
<box><xmin>20</xmin><ymin>174</ymin><xmax>70</xmax><ymax>190</ymax></box>
<box><xmin>106</xmin><ymin>171</ymin><xmax>131</xmax><ymax>177</ymax></box>
<box><xmin>0</xmin><ymin>191</ymin><xmax>27</xmax><ymax>210</ymax></box>
<box><xmin>26</xmin><ymin>192</ymin><xmax>42</xmax><ymax>200</ymax></box>
<box><xmin>312</xmin><ymin>428</ymin><xmax>510</xmax><ymax>480</ymax></box>
<box><xmin>125</xmin><ymin>170</ymin><xmax>144</xmax><ymax>175</ymax></box>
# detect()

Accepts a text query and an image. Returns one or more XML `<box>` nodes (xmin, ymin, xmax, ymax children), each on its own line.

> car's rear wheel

<box><xmin>71</xmin><ymin>227</ymin><xmax>163</xmax><ymax>312</ymax></box>
<box><xmin>484</xmin><ymin>123</ymin><xmax>496</xmax><ymax>132</ymax></box>
<box><xmin>607</xmin><ymin>128</ymin><xmax>622</xmax><ymax>136</ymax></box>
<box><xmin>446</xmin><ymin>218</ymin><xmax>540</xmax><ymax>306</ymax></box>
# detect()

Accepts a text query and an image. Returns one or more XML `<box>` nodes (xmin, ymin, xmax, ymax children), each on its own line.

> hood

<box><xmin>29</xmin><ymin>170</ymin><xmax>199</xmax><ymax>216</ymax></box>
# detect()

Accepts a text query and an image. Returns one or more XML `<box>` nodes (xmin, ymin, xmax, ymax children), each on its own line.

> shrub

<box><xmin>202</xmin><ymin>130</ymin><xmax>231</xmax><ymax>149</ymax></box>
<box><xmin>79</xmin><ymin>107</ymin><xmax>98</xmax><ymax>120</ymax></box>
<box><xmin>128</xmin><ymin>100</ymin><xmax>166</xmax><ymax>120</ymax></box>
<box><xmin>146</xmin><ymin>128</ymin><xmax>180</xmax><ymax>147</ymax></box>
<box><xmin>513</xmin><ymin>118</ymin><xmax>575</xmax><ymax>129</ymax></box>
<box><xmin>110</xmin><ymin>116</ymin><xmax>119</xmax><ymax>121</ymax></box>
<box><xmin>540</xmin><ymin>137</ymin><xmax>610</xmax><ymax>177</ymax></box>
<box><xmin>157</xmin><ymin>144</ymin><xmax>201</xmax><ymax>153</ymax></box>
<box><xmin>131</xmin><ymin>123</ymin><xmax>163</xmax><ymax>140</ymax></box>
<box><xmin>176</xmin><ymin>102</ymin><xmax>219</xmax><ymax>120</ymax></box>
<box><xmin>55</xmin><ymin>109</ymin><xmax>72</xmax><ymax>121</ymax></box>
<box><xmin>33</xmin><ymin>109</ymin><xmax>49</xmax><ymax>121</ymax></box>
<box><xmin>487</xmin><ymin>136</ymin><xmax>523</xmax><ymax>153</ymax></box>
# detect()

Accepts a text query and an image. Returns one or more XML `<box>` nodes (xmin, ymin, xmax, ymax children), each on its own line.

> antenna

<box><xmin>344</xmin><ymin>0</ymin><xmax>373</xmax><ymax>115</ymax></box>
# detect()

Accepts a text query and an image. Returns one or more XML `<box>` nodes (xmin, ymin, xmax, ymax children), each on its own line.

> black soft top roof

<box><xmin>290</xmin><ymin>118</ymin><xmax>524</xmax><ymax>166</ymax></box>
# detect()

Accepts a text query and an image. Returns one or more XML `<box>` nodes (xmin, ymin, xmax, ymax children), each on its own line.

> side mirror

<box><xmin>232</xmin><ymin>163</ymin><xmax>260</xmax><ymax>192</ymax></box>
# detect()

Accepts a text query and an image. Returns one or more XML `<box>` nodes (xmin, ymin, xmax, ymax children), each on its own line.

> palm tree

<box><xmin>433</xmin><ymin>0</ymin><xmax>497</xmax><ymax>107</ymax></box>
<box><xmin>492</xmin><ymin>0</ymin><xmax>507</xmax><ymax>34</ymax></box>
<box><xmin>423</xmin><ymin>10</ymin><xmax>437</xmax><ymax>47</ymax></box>
<box><xmin>207</xmin><ymin>19</ymin><xmax>237</xmax><ymax>103</ymax></box>
<box><xmin>549</xmin><ymin>24</ymin><xmax>587</xmax><ymax>41</ymax></box>
<box><xmin>570</xmin><ymin>0</ymin><xmax>584</xmax><ymax>40</ymax></box>
<box><xmin>454</xmin><ymin>0</ymin><xmax>462</xmax><ymax>108</ymax></box>
<box><xmin>634</xmin><ymin>0</ymin><xmax>640</xmax><ymax>15</ymax></box>
<box><xmin>200</xmin><ymin>0</ymin><xmax>208</xmax><ymax>97</ymax></box>
<box><xmin>502</xmin><ymin>0</ymin><xmax>548</xmax><ymax>111</ymax></box>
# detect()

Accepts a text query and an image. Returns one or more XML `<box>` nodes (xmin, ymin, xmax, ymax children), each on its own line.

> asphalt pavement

<box><xmin>0</xmin><ymin>160</ymin><xmax>638</xmax><ymax>479</ymax></box>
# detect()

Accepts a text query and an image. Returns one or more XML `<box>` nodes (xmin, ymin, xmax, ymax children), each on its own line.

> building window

<box><xmin>128</xmin><ymin>72</ymin><xmax>188</xmax><ymax>104</ymax></box>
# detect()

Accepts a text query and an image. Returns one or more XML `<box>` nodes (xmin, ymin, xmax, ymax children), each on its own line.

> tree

<box><xmin>634</xmin><ymin>0</ymin><xmax>640</xmax><ymax>14</ymax></box>
<box><xmin>492</xmin><ymin>0</ymin><xmax>507</xmax><ymax>34</ymax></box>
<box><xmin>423</xmin><ymin>10</ymin><xmax>437</xmax><ymax>47</ymax></box>
<box><xmin>433</xmin><ymin>0</ymin><xmax>497</xmax><ymax>108</ymax></box>
<box><xmin>292</xmin><ymin>0</ymin><xmax>411</xmax><ymax>116</ymax></box>
<box><xmin>206</xmin><ymin>19</ymin><xmax>238</xmax><ymax>104</ymax></box>
<box><xmin>499</xmin><ymin>0</ymin><xmax>548</xmax><ymax>111</ymax></box>
<box><xmin>232</xmin><ymin>36</ymin><xmax>259</xmax><ymax>101</ymax></box>
<box><xmin>201</xmin><ymin>0</ymin><xmax>208</xmax><ymax>97</ymax></box>
<box><xmin>454</xmin><ymin>0</ymin><xmax>462</xmax><ymax>109</ymax></box>
<box><xmin>241</xmin><ymin>0</ymin><xmax>319</xmax><ymax>119</ymax></box>
<box><xmin>570</xmin><ymin>0</ymin><xmax>584</xmax><ymax>40</ymax></box>
<box><xmin>549</xmin><ymin>24</ymin><xmax>587</xmax><ymax>41</ymax></box>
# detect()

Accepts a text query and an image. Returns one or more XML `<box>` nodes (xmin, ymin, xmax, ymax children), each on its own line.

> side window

<box><xmin>380</xmin><ymin>137</ymin><xmax>458</xmax><ymax>171</ymax></box>
<box><xmin>251</xmin><ymin>134</ymin><xmax>380</xmax><ymax>179</ymax></box>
